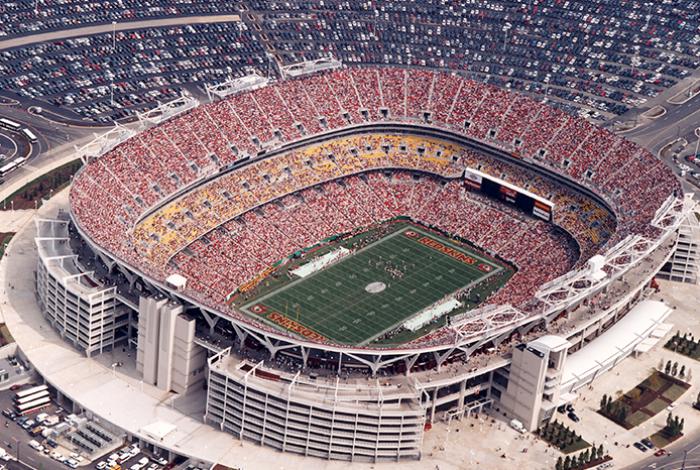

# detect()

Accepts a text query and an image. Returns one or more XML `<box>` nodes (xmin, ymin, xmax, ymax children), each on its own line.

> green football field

<box><xmin>243</xmin><ymin>224</ymin><xmax>511</xmax><ymax>345</ymax></box>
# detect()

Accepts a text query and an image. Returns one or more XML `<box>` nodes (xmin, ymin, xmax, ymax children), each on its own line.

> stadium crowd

<box><xmin>70</xmin><ymin>67</ymin><xmax>680</xmax><ymax>347</ymax></box>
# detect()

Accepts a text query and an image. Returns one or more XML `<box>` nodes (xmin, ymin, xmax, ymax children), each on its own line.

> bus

<box><xmin>21</xmin><ymin>128</ymin><xmax>38</xmax><ymax>143</ymax></box>
<box><xmin>14</xmin><ymin>384</ymin><xmax>48</xmax><ymax>400</ymax></box>
<box><xmin>15</xmin><ymin>390</ymin><xmax>49</xmax><ymax>406</ymax></box>
<box><xmin>0</xmin><ymin>118</ymin><xmax>21</xmax><ymax>132</ymax></box>
<box><xmin>0</xmin><ymin>157</ymin><xmax>26</xmax><ymax>177</ymax></box>
<box><xmin>15</xmin><ymin>396</ymin><xmax>50</xmax><ymax>415</ymax></box>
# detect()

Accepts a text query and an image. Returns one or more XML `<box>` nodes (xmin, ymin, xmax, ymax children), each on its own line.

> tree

<box><xmin>680</xmin><ymin>365</ymin><xmax>686</xmax><ymax>378</ymax></box>
<box><xmin>556</xmin><ymin>457</ymin><xmax>563</xmax><ymax>470</ymax></box>
<box><xmin>672</xmin><ymin>361</ymin><xmax>679</xmax><ymax>377</ymax></box>
<box><xmin>597</xmin><ymin>444</ymin><xmax>605</xmax><ymax>460</ymax></box>
<box><xmin>600</xmin><ymin>394</ymin><xmax>608</xmax><ymax>410</ymax></box>
<box><xmin>582</xmin><ymin>449</ymin><xmax>590</xmax><ymax>463</ymax></box>
<box><xmin>564</xmin><ymin>456</ymin><xmax>571</xmax><ymax>470</ymax></box>
<box><xmin>578</xmin><ymin>452</ymin><xmax>587</xmax><ymax>467</ymax></box>
<box><xmin>665</xmin><ymin>360</ymin><xmax>672</xmax><ymax>375</ymax></box>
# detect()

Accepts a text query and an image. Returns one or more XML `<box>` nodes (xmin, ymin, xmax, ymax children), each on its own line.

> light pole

<box><xmin>112</xmin><ymin>21</ymin><xmax>117</xmax><ymax>51</ymax></box>
<box><xmin>12</xmin><ymin>436</ymin><xmax>19</xmax><ymax>462</ymax></box>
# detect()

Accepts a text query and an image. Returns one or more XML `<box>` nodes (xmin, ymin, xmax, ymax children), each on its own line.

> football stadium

<box><xmin>58</xmin><ymin>66</ymin><xmax>690</xmax><ymax>461</ymax></box>
<box><xmin>0</xmin><ymin>2</ymin><xmax>698</xmax><ymax>469</ymax></box>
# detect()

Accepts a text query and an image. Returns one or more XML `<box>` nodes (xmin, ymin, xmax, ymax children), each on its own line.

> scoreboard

<box><xmin>464</xmin><ymin>168</ymin><xmax>553</xmax><ymax>221</ymax></box>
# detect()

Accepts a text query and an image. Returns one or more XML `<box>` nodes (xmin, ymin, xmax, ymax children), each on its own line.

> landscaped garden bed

<box><xmin>538</xmin><ymin>419</ymin><xmax>589</xmax><ymax>454</ymax></box>
<box><xmin>0</xmin><ymin>159</ymin><xmax>81</xmax><ymax>210</ymax></box>
<box><xmin>665</xmin><ymin>330</ymin><xmax>700</xmax><ymax>361</ymax></box>
<box><xmin>598</xmin><ymin>371</ymin><xmax>690</xmax><ymax>429</ymax></box>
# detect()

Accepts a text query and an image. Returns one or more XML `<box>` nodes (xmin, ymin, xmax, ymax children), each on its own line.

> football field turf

<box><xmin>243</xmin><ymin>224</ymin><xmax>509</xmax><ymax>345</ymax></box>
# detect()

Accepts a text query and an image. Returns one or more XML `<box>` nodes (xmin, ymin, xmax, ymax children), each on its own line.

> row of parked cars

<box><xmin>95</xmin><ymin>443</ymin><xmax>168</xmax><ymax>470</ymax></box>
<box><xmin>29</xmin><ymin>440</ymin><xmax>83</xmax><ymax>468</ymax></box>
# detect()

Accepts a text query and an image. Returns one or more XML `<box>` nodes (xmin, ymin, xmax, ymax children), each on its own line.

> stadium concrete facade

<box><xmin>19</xmin><ymin>64</ymin><xmax>699</xmax><ymax>465</ymax></box>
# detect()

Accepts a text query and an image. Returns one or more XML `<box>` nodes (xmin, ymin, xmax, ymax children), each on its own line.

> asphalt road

<box><xmin>625</xmin><ymin>427</ymin><xmax>700</xmax><ymax>470</ymax></box>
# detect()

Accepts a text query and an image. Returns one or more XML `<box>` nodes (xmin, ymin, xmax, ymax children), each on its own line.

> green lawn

<box><xmin>561</xmin><ymin>439</ymin><xmax>590</xmax><ymax>455</ymax></box>
<box><xmin>644</xmin><ymin>398</ymin><xmax>670</xmax><ymax>415</ymax></box>
<box><xmin>663</xmin><ymin>384</ymin><xmax>689</xmax><ymax>402</ymax></box>
<box><xmin>649</xmin><ymin>429</ymin><xmax>683</xmax><ymax>448</ymax></box>
<box><xmin>0</xmin><ymin>233</ymin><xmax>14</xmax><ymax>258</ymax></box>
<box><xmin>244</xmin><ymin>224</ymin><xmax>511</xmax><ymax>345</ymax></box>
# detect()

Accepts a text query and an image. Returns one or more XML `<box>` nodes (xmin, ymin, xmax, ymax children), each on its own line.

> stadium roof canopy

<box><xmin>560</xmin><ymin>300</ymin><xmax>672</xmax><ymax>392</ymax></box>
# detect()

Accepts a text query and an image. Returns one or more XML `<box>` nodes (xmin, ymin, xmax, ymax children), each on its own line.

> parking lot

<box><xmin>0</xmin><ymin>383</ymin><xmax>173</xmax><ymax>470</ymax></box>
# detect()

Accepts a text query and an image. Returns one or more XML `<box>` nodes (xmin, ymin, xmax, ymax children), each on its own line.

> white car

<box><xmin>154</xmin><ymin>457</ymin><xmax>167</xmax><ymax>466</ymax></box>
<box><xmin>28</xmin><ymin>440</ymin><xmax>42</xmax><ymax>451</ymax></box>
<box><xmin>138</xmin><ymin>457</ymin><xmax>149</xmax><ymax>466</ymax></box>
<box><xmin>96</xmin><ymin>461</ymin><xmax>107</xmax><ymax>469</ymax></box>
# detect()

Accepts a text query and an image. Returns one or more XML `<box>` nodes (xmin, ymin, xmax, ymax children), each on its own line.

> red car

<box><xmin>654</xmin><ymin>449</ymin><xmax>668</xmax><ymax>457</ymax></box>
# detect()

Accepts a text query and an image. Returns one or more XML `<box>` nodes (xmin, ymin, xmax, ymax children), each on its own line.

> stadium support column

<box><xmin>137</xmin><ymin>295</ymin><xmax>203</xmax><ymax>392</ymax></box>
<box><xmin>500</xmin><ymin>336</ymin><xmax>570</xmax><ymax>431</ymax></box>
<box><xmin>457</xmin><ymin>379</ymin><xmax>467</xmax><ymax>413</ymax></box>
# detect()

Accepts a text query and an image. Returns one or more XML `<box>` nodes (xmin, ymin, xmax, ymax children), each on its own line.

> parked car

<box><xmin>154</xmin><ymin>457</ymin><xmax>167</xmax><ymax>466</ymax></box>
<box><xmin>567</xmin><ymin>411</ymin><xmax>580</xmax><ymax>422</ymax></box>
<box><xmin>641</xmin><ymin>438</ymin><xmax>654</xmax><ymax>449</ymax></box>
<box><xmin>96</xmin><ymin>461</ymin><xmax>107</xmax><ymax>469</ymax></box>
<box><xmin>28</xmin><ymin>440</ymin><xmax>43</xmax><ymax>452</ymax></box>
<box><xmin>634</xmin><ymin>442</ymin><xmax>648</xmax><ymax>452</ymax></box>
<box><xmin>654</xmin><ymin>449</ymin><xmax>668</xmax><ymax>457</ymax></box>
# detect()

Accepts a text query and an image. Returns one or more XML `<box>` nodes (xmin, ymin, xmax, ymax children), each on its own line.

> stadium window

<box><xmin>585</xmin><ymin>169</ymin><xmax>595</xmax><ymax>180</ymax></box>
<box><xmin>152</xmin><ymin>184</ymin><xmax>162</xmax><ymax>195</ymax></box>
<box><xmin>365</xmin><ymin>145</ymin><xmax>372</xmax><ymax>152</ymax></box>
<box><xmin>400</xmin><ymin>144</ymin><xmax>407</xmax><ymax>152</ymax></box>
<box><xmin>464</xmin><ymin>120</ymin><xmax>471</xmax><ymax>129</ymax></box>
<box><xmin>382</xmin><ymin>144</ymin><xmax>390</xmax><ymax>154</ymax></box>
<box><xmin>562</xmin><ymin>158</ymin><xmax>571</xmax><ymax>168</ymax></box>
<box><xmin>422</xmin><ymin>111</ymin><xmax>432</xmax><ymax>123</ymax></box>
<box><xmin>380</xmin><ymin>108</ymin><xmax>389</xmax><ymax>118</ymax></box>
<box><xmin>318</xmin><ymin>117</ymin><xmax>327</xmax><ymax>129</ymax></box>
<box><xmin>134</xmin><ymin>196</ymin><xmax>144</xmax><ymax>206</ymax></box>
<box><xmin>230</xmin><ymin>145</ymin><xmax>238</xmax><ymax>156</ymax></box>
<box><xmin>514</xmin><ymin>138</ymin><xmax>522</xmax><ymax>147</ymax></box>
<box><xmin>170</xmin><ymin>173</ymin><xmax>180</xmax><ymax>186</ymax></box>
<box><xmin>488</xmin><ymin>129</ymin><xmax>497</xmax><ymax>138</ymax></box>
<box><xmin>295</xmin><ymin>123</ymin><xmax>305</xmax><ymax>134</ymax></box>
<box><xmin>273</xmin><ymin>130</ymin><xmax>282</xmax><ymax>139</ymax></box>
<box><xmin>537</xmin><ymin>149</ymin><xmax>547</xmax><ymax>159</ymax></box>
<box><xmin>342</xmin><ymin>111</ymin><xmax>351</xmax><ymax>123</ymax></box>
<box><xmin>189</xmin><ymin>162</ymin><xmax>198</xmax><ymax>172</ymax></box>
<box><xmin>360</xmin><ymin>109</ymin><xmax>369</xmax><ymax>120</ymax></box>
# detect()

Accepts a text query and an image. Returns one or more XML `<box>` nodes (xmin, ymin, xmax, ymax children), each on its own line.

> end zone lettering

<box><xmin>268</xmin><ymin>311</ymin><xmax>327</xmax><ymax>342</ymax></box>
<box><xmin>417</xmin><ymin>236</ymin><xmax>477</xmax><ymax>265</ymax></box>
